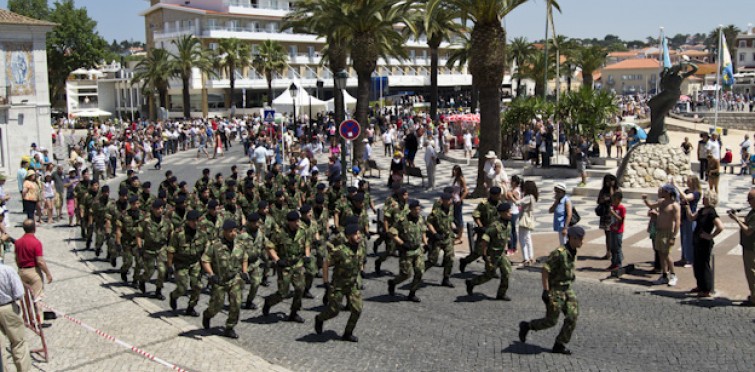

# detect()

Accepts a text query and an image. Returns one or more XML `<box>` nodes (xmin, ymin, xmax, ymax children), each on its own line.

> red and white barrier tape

<box><xmin>40</xmin><ymin>301</ymin><xmax>190</xmax><ymax>371</ymax></box>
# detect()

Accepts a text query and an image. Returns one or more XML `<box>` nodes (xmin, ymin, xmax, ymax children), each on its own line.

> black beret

<box><xmin>248</xmin><ymin>212</ymin><xmax>261</xmax><ymax>222</ymax></box>
<box><xmin>497</xmin><ymin>202</ymin><xmax>512</xmax><ymax>212</ymax></box>
<box><xmin>186</xmin><ymin>210</ymin><xmax>201</xmax><ymax>221</ymax></box>
<box><xmin>152</xmin><ymin>199</ymin><xmax>165</xmax><ymax>209</ymax></box>
<box><xmin>222</xmin><ymin>219</ymin><xmax>238</xmax><ymax>230</ymax></box>
<box><xmin>257</xmin><ymin>200</ymin><xmax>268</xmax><ymax>209</ymax></box>
<box><xmin>247</xmin><ymin>169</ymin><xmax>254</xmax><ymax>176</ymax></box>
<box><xmin>119</xmin><ymin>188</ymin><xmax>128</xmax><ymax>196</ymax></box>
<box><xmin>100</xmin><ymin>185</ymin><xmax>110</xmax><ymax>192</ymax></box>
<box><xmin>158</xmin><ymin>189</ymin><xmax>167</xmax><ymax>199</ymax></box>
<box><xmin>175</xmin><ymin>195</ymin><xmax>187</xmax><ymax>204</ymax></box>
<box><xmin>568</xmin><ymin>226</ymin><xmax>586</xmax><ymax>238</ymax></box>
<box><xmin>343</xmin><ymin>216</ymin><xmax>359</xmax><ymax>225</ymax></box>
<box><xmin>489</xmin><ymin>186</ymin><xmax>502</xmax><ymax>195</ymax></box>
<box><xmin>208</xmin><ymin>199</ymin><xmax>219</xmax><ymax>208</ymax></box>
<box><xmin>165</xmin><ymin>170</ymin><xmax>173</xmax><ymax>177</ymax></box>
<box><xmin>344</xmin><ymin>224</ymin><xmax>359</xmax><ymax>236</ymax></box>
<box><xmin>226</xmin><ymin>179</ymin><xmax>237</xmax><ymax>186</ymax></box>
<box><xmin>315</xmin><ymin>194</ymin><xmax>325</xmax><ymax>204</ymax></box>
<box><xmin>169</xmin><ymin>176</ymin><xmax>177</xmax><ymax>182</ymax></box>
<box><xmin>275</xmin><ymin>190</ymin><xmax>284</xmax><ymax>197</ymax></box>
<box><xmin>265</xmin><ymin>173</ymin><xmax>274</xmax><ymax>180</ymax></box>
<box><xmin>215</xmin><ymin>173</ymin><xmax>223</xmax><ymax>178</ymax></box>
<box><xmin>286</xmin><ymin>211</ymin><xmax>300</xmax><ymax>221</ymax></box>
<box><xmin>178</xmin><ymin>181</ymin><xmax>187</xmax><ymax>187</ymax></box>
<box><xmin>347</xmin><ymin>186</ymin><xmax>358</xmax><ymax>193</ymax></box>
<box><xmin>128</xmin><ymin>195</ymin><xmax>139</xmax><ymax>203</ymax></box>
<box><xmin>408</xmin><ymin>199</ymin><xmax>420</xmax><ymax>208</ymax></box>
<box><xmin>225</xmin><ymin>191</ymin><xmax>235</xmax><ymax>199</ymax></box>
<box><xmin>443</xmin><ymin>186</ymin><xmax>454</xmax><ymax>194</ymax></box>
<box><xmin>203</xmin><ymin>168</ymin><xmax>210</xmax><ymax>174</ymax></box>
<box><xmin>127</xmin><ymin>169</ymin><xmax>135</xmax><ymax>175</ymax></box>
<box><xmin>316</xmin><ymin>183</ymin><xmax>326</xmax><ymax>190</ymax></box>
<box><xmin>245</xmin><ymin>180</ymin><xmax>255</xmax><ymax>189</ymax></box>
<box><xmin>352</xmin><ymin>193</ymin><xmax>365</xmax><ymax>202</ymax></box>
<box><xmin>440</xmin><ymin>192</ymin><xmax>452</xmax><ymax>200</ymax></box>
<box><xmin>299</xmin><ymin>204</ymin><xmax>312</xmax><ymax>214</ymax></box>
<box><xmin>142</xmin><ymin>181</ymin><xmax>151</xmax><ymax>188</ymax></box>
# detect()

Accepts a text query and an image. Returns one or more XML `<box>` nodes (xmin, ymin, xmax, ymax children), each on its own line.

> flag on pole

<box><xmin>662</xmin><ymin>37</ymin><xmax>672</xmax><ymax>68</ymax></box>
<box><xmin>721</xmin><ymin>33</ymin><xmax>735</xmax><ymax>87</ymax></box>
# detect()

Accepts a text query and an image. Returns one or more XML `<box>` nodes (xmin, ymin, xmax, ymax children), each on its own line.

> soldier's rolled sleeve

<box><xmin>388</xmin><ymin>227</ymin><xmax>399</xmax><ymax>237</ymax></box>
<box><xmin>201</xmin><ymin>245</ymin><xmax>214</xmax><ymax>263</ymax></box>
<box><xmin>481</xmin><ymin>233</ymin><xmax>491</xmax><ymax>243</ymax></box>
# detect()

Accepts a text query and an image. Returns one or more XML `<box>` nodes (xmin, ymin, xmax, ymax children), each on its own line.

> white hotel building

<box><xmin>140</xmin><ymin>0</ymin><xmax>472</xmax><ymax>117</ymax></box>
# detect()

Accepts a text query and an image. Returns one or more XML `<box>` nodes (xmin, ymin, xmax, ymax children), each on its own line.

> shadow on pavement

<box><xmin>99</xmin><ymin>281</ymin><xmax>134</xmax><ymax>289</ymax></box>
<box><xmin>364</xmin><ymin>294</ymin><xmax>404</xmax><ymax>303</ymax></box>
<box><xmin>646</xmin><ymin>289</ymin><xmax>692</xmax><ymax>299</ymax></box>
<box><xmin>679</xmin><ymin>297</ymin><xmax>737</xmax><ymax>308</ymax></box>
<box><xmin>177</xmin><ymin>328</ymin><xmax>211</xmax><ymax>340</ymax></box>
<box><xmin>92</xmin><ymin>268</ymin><xmax>120</xmax><ymax>275</ymax></box>
<box><xmin>453</xmin><ymin>294</ymin><xmax>488</xmax><ymax>303</ymax></box>
<box><xmin>242</xmin><ymin>314</ymin><xmax>284</xmax><ymax>324</ymax></box>
<box><xmin>295</xmin><ymin>330</ymin><xmax>339</xmax><ymax>344</ymax></box>
<box><xmin>502</xmin><ymin>341</ymin><xmax>550</xmax><ymax>355</ymax></box>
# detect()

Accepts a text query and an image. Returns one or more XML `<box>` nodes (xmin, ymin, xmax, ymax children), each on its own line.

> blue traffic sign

<box><xmin>339</xmin><ymin>119</ymin><xmax>361</xmax><ymax>141</ymax></box>
<box><xmin>264</xmin><ymin>109</ymin><xmax>276</xmax><ymax>123</ymax></box>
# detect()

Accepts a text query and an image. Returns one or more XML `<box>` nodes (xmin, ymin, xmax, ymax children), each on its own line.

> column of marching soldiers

<box><xmin>71</xmin><ymin>163</ymin><xmax>581</xmax><ymax>354</ymax></box>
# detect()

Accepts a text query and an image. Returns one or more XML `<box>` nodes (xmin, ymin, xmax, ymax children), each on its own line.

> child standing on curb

<box><xmin>608</xmin><ymin>191</ymin><xmax>626</xmax><ymax>271</ymax></box>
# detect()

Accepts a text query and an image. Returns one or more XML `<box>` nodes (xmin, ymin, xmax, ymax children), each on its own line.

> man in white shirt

<box><xmin>107</xmin><ymin>142</ymin><xmax>119</xmax><ymax>177</ymax></box>
<box><xmin>362</xmin><ymin>138</ymin><xmax>372</xmax><ymax>163</ymax></box>
<box><xmin>252</xmin><ymin>143</ymin><xmax>268</xmax><ymax>182</ymax></box>
<box><xmin>424</xmin><ymin>142</ymin><xmax>438</xmax><ymax>189</ymax></box>
<box><xmin>91</xmin><ymin>148</ymin><xmax>108</xmax><ymax>182</ymax></box>
<box><xmin>382</xmin><ymin>130</ymin><xmax>393</xmax><ymax>156</ymax></box>
<box><xmin>463</xmin><ymin>131</ymin><xmax>473</xmax><ymax>158</ymax></box>
<box><xmin>297</xmin><ymin>154</ymin><xmax>311</xmax><ymax>181</ymax></box>
<box><xmin>707</xmin><ymin>133</ymin><xmax>721</xmax><ymax>159</ymax></box>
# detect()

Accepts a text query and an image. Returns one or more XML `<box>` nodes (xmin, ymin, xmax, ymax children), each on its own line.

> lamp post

<box><xmin>334</xmin><ymin>70</ymin><xmax>349</xmax><ymax>187</ymax></box>
<box><xmin>289</xmin><ymin>82</ymin><xmax>298</xmax><ymax>169</ymax></box>
<box><xmin>309</xmin><ymin>89</ymin><xmax>312</xmax><ymax>141</ymax></box>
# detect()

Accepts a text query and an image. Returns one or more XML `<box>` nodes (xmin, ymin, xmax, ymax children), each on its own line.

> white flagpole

<box><xmin>714</xmin><ymin>25</ymin><xmax>723</xmax><ymax>132</ymax></box>
<box><xmin>656</xmin><ymin>27</ymin><xmax>663</xmax><ymax>94</ymax></box>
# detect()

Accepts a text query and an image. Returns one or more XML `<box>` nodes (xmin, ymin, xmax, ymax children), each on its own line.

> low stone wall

<box><xmin>617</xmin><ymin>143</ymin><xmax>691</xmax><ymax>188</ymax></box>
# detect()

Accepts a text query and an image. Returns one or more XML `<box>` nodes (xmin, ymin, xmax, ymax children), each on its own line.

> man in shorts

<box><xmin>642</xmin><ymin>184</ymin><xmax>681</xmax><ymax>286</ymax></box>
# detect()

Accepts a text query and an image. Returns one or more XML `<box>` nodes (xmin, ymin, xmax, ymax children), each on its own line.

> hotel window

<box><xmin>249</xmin><ymin>21</ymin><xmax>258</xmax><ymax>32</ymax></box>
<box><xmin>209</xmin><ymin>43</ymin><xmax>218</xmax><ymax>51</ymax></box>
<box><xmin>207</xmin><ymin>19</ymin><xmax>218</xmax><ymax>30</ymax></box>
<box><xmin>228</xmin><ymin>20</ymin><xmax>239</xmax><ymax>31</ymax></box>
<box><xmin>741</xmin><ymin>53</ymin><xmax>745</xmax><ymax>62</ymax></box>
<box><xmin>269</xmin><ymin>22</ymin><xmax>278</xmax><ymax>33</ymax></box>
<box><xmin>740</xmin><ymin>40</ymin><xmax>747</xmax><ymax>48</ymax></box>
<box><xmin>289</xmin><ymin>45</ymin><xmax>298</xmax><ymax>58</ymax></box>
<box><xmin>307</xmin><ymin>46</ymin><xmax>315</xmax><ymax>59</ymax></box>
<box><xmin>251</xmin><ymin>44</ymin><xmax>259</xmax><ymax>56</ymax></box>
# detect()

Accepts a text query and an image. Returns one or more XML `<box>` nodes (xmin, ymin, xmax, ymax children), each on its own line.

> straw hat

<box><xmin>25</xmin><ymin>170</ymin><xmax>36</xmax><ymax>178</ymax></box>
<box><xmin>485</xmin><ymin>151</ymin><xmax>497</xmax><ymax>159</ymax></box>
<box><xmin>554</xmin><ymin>183</ymin><xmax>567</xmax><ymax>192</ymax></box>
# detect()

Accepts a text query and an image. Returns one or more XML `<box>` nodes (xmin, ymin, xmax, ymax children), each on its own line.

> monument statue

<box><xmin>646</xmin><ymin>57</ymin><xmax>698</xmax><ymax>144</ymax></box>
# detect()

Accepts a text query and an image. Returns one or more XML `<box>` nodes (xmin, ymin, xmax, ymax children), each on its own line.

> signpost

<box><xmin>264</xmin><ymin>109</ymin><xmax>275</xmax><ymax>123</ymax></box>
<box><xmin>339</xmin><ymin>119</ymin><xmax>360</xmax><ymax>185</ymax></box>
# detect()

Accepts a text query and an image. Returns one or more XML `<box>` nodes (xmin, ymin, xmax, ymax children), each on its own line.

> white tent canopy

<box><xmin>272</xmin><ymin>81</ymin><xmax>328</xmax><ymax>114</ymax></box>
<box><xmin>71</xmin><ymin>109</ymin><xmax>112</xmax><ymax>118</ymax></box>
<box><xmin>326</xmin><ymin>89</ymin><xmax>357</xmax><ymax>112</ymax></box>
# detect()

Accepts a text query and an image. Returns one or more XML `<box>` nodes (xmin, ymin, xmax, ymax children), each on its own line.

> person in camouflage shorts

<box><xmin>137</xmin><ymin>199</ymin><xmax>173</xmax><ymax>300</ymax></box>
<box><xmin>73</xmin><ymin>169</ymin><xmax>91</xmax><ymax>240</ymax></box>
<box><xmin>466</xmin><ymin>202</ymin><xmax>513</xmax><ymax>301</ymax></box>
<box><xmin>426</xmin><ymin>192</ymin><xmax>456</xmax><ymax>287</ymax></box>
<box><xmin>459</xmin><ymin>186</ymin><xmax>503</xmax><ymax>273</ymax></box>
<box><xmin>167</xmin><ymin>210</ymin><xmax>209</xmax><ymax>317</ymax></box>
<box><xmin>375</xmin><ymin>187</ymin><xmax>409</xmax><ymax>275</ymax></box>
<box><xmin>118</xmin><ymin>195</ymin><xmax>143</xmax><ymax>286</ymax></box>
<box><xmin>201</xmin><ymin>219</ymin><xmax>250</xmax><ymax>339</ymax></box>
<box><xmin>387</xmin><ymin>199</ymin><xmax>427</xmax><ymax>303</ymax></box>
<box><xmin>80</xmin><ymin>178</ymin><xmax>99</xmax><ymax>251</ymax></box>
<box><xmin>109</xmin><ymin>188</ymin><xmax>130</xmax><ymax>267</ymax></box>
<box><xmin>262</xmin><ymin>211</ymin><xmax>311</xmax><ymax>323</ymax></box>
<box><xmin>91</xmin><ymin>184</ymin><xmax>115</xmax><ymax>257</ymax></box>
<box><xmin>299</xmin><ymin>204</ymin><xmax>321</xmax><ymax>299</ymax></box>
<box><xmin>314</xmin><ymin>223</ymin><xmax>364</xmax><ymax>343</ymax></box>
<box><xmin>238</xmin><ymin>212</ymin><xmax>268</xmax><ymax>310</ymax></box>
<box><xmin>519</xmin><ymin>226</ymin><xmax>584</xmax><ymax>355</ymax></box>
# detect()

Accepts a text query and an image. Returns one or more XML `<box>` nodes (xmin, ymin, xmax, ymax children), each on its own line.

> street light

<box><xmin>334</xmin><ymin>70</ymin><xmax>349</xmax><ymax>187</ymax></box>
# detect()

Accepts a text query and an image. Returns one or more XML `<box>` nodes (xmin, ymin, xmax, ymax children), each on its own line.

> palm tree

<box><xmin>342</xmin><ymin>0</ymin><xmax>413</xmax><ymax>163</ymax></box>
<box><xmin>516</xmin><ymin>52</ymin><xmax>554</xmax><ymax>98</ymax></box>
<box><xmin>408</xmin><ymin>1</ymin><xmax>462</xmax><ymax>121</ymax></box>
<box><xmin>445</xmin><ymin>32</ymin><xmax>478</xmax><ymax>111</ymax></box>
<box><xmin>574</xmin><ymin>44</ymin><xmax>607</xmax><ymax>90</ymax></box>
<box><xmin>541</xmin><ymin>0</ymin><xmax>561</xmax><ymax>97</ymax></box>
<box><xmin>214</xmin><ymin>38</ymin><xmax>251</xmax><ymax>109</ymax></box>
<box><xmin>551</xmin><ymin>35</ymin><xmax>577</xmax><ymax>94</ymax></box>
<box><xmin>170</xmin><ymin>35</ymin><xmax>215</xmax><ymax>118</ymax></box>
<box><xmin>131</xmin><ymin>48</ymin><xmax>172</xmax><ymax>120</ymax></box>
<box><xmin>252</xmin><ymin>39</ymin><xmax>288</xmax><ymax>106</ymax></box>
<box><xmin>509</xmin><ymin>37</ymin><xmax>534</xmax><ymax>97</ymax></box>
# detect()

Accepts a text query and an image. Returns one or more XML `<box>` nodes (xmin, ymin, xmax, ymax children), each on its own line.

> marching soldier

<box><xmin>326</xmin><ymin>176</ymin><xmax>344</xmax><ymax>215</ymax></box>
<box><xmin>222</xmin><ymin>191</ymin><xmax>246</xmax><ymax>227</ymax></box>
<box><xmin>387</xmin><ymin>199</ymin><xmax>427</xmax><ymax>302</ymax></box>
<box><xmin>81</xmin><ymin>178</ymin><xmax>99</xmax><ymax>251</ymax></box>
<box><xmin>118</xmin><ymin>195</ymin><xmax>143</xmax><ymax>286</ymax></box>
<box><xmin>167</xmin><ymin>210</ymin><xmax>208</xmax><ymax>317</ymax></box>
<box><xmin>238</xmin><ymin>180</ymin><xmax>259</xmax><ymax>218</ymax></box>
<box><xmin>199</xmin><ymin>199</ymin><xmax>222</xmax><ymax>239</ymax></box>
<box><xmin>425</xmin><ymin>192</ymin><xmax>456</xmax><ymax>287</ymax></box>
<box><xmin>137</xmin><ymin>200</ymin><xmax>173</xmax><ymax>300</ymax></box>
<box><xmin>170</xmin><ymin>195</ymin><xmax>189</xmax><ymax>229</ymax></box>
<box><xmin>459</xmin><ymin>186</ymin><xmax>503</xmax><ymax>273</ymax></box>
<box><xmin>519</xmin><ymin>226</ymin><xmax>584</xmax><ymax>355</ymax></box>
<box><xmin>73</xmin><ymin>169</ymin><xmax>91</xmax><ymax>240</ymax></box>
<box><xmin>262</xmin><ymin>211</ymin><xmax>311</xmax><ymax>323</ymax></box>
<box><xmin>375</xmin><ymin>187</ymin><xmax>409</xmax><ymax>275</ymax></box>
<box><xmin>465</xmin><ymin>202</ymin><xmax>514</xmax><ymax>301</ymax></box>
<box><xmin>202</xmin><ymin>220</ymin><xmax>250</xmax><ymax>339</ymax></box>
<box><xmin>372</xmin><ymin>184</ymin><xmax>402</xmax><ymax>254</ymax></box>
<box><xmin>305</xmin><ymin>183</ymin><xmax>329</xmax><ymax>210</ymax></box>
<box><xmin>239</xmin><ymin>212</ymin><xmax>268</xmax><ymax>310</ymax></box>
<box><xmin>158</xmin><ymin>170</ymin><xmax>174</xmax><ymax>195</ymax></box>
<box><xmin>91</xmin><ymin>184</ymin><xmax>114</xmax><ymax>257</ymax></box>
<box><xmin>269</xmin><ymin>191</ymin><xmax>289</xmax><ymax>227</ymax></box>
<box><xmin>109</xmin><ymin>188</ymin><xmax>130</xmax><ymax>267</ymax></box>
<box><xmin>139</xmin><ymin>182</ymin><xmax>155</xmax><ymax>215</ymax></box>
<box><xmin>194</xmin><ymin>168</ymin><xmax>211</xmax><ymax>193</ymax></box>
<box><xmin>190</xmin><ymin>187</ymin><xmax>211</xmax><ymax>216</ymax></box>
<box><xmin>209</xmin><ymin>173</ymin><xmax>225</xmax><ymax>201</ymax></box>
<box><xmin>314</xmin><ymin>223</ymin><xmax>364</xmax><ymax>343</ymax></box>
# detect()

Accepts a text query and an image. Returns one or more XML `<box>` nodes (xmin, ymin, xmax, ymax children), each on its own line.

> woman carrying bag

<box><xmin>517</xmin><ymin>180</ymin><xmax>538</xmax><ymax>266</ymax></box>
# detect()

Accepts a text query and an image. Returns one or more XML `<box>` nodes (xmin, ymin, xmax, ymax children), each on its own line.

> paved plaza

<box><xmin>3</xmin><ymin>130</ymin><xmax>754</xmax><ymax>372</ymax></box>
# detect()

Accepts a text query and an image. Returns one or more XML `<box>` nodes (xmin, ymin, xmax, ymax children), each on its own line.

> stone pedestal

<box><xmin>617</xmin><ymin>143</ymin><xmax>691</xmax><ymax>188</ymax></box>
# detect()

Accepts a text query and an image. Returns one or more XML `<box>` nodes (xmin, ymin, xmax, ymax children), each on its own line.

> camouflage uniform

<box><xmin>269</xmin><ymin>202</ymin><xmax>288</xmax><ymax>227</ymax></box>
<box><xmin>311</xmin><ymin>207</ymin><xmax>330</xmax><ymax>273</ymax></box>
<box><xmin>426</xmin><ymin>201</ymin><xmax>455</xmax><ymax>280</ymax></box>
<box><xmin>119</xmin><ymin>208</ymin><xmax>143</xmax><ymax>281</ymax></box>
<box><xmin>109</xmin><ymin>200</ymin><xmax>129</xmax><ymax>260</ymax></box>
<box><xmin>199</xmin><ymin>214</ymin><xmax>222</xmax><ymax>240</ymax></box>
<box><xmin>168</xmin><ymin>225</ymin><xmax>210</xmax><ymax>309</ymax></box>
<box><xmin>237</xmin><ymin>227</ymin><xmax>267</xmax><ymax>307</ymax></box>
<box><xmin>316</xmin><ymin>240</ymin><xmax>364</xmax><ymax>335</ymax></box>
<box><xmin>528</xmin><ymin>246</ymin><xmax>579</xmax><ymax>345</ymax></box>
<box><xmin>209</xmin><ymin>182</ymin><xmax>225</xmax><ymax>201</ymax></box>
<box><xmin>202</xmin><ymin>236</ymin><xmax>248</xmax><ymax>330</ymax></box>
<box><xmin>389</xmin><ymin>215</ymin><xmax>426</xmax><ymax>296</ymax></box>
<box><xmin>80</xmin><ymin>191</ymin><xmax>97</xmax><ymax>247</ymax></box>
<box><xmin>91</xmin><ymin>195</ymin><xmax>115</xmax><ymax>256</ymax></box>
<box><xmin>284</xmin><ymin>189</ymin><xmax>302</xmax><ymax>211</ymax></box>
<box><xmin>459</xmin><ymin>199</ymin><xmax>500</xmax><ymax>267</ymax></box>
<box><xmin>194</xmin><ymin>177</ymin><xmax>210</xmax><ymax>193</ymax></box>
<box><xmin>264</xmin><ymin>224</ymin><xmax>309</xmax><ymax>315</ymax></box>
<box><xmin>468</xmin><ymin>219</ymin><xmax>512</xmax><ymax>298</ymax></box>
<box><xmin>300</xmin><ymin>217</ymin><xmax>321</xmax><ymax>294</ymax></box>
<box><xmin>375</xmin><ymin>199</ymin><xmax>408</xmax><ymax>267</ymax></box>
<box><xmin>139</xmin><ymin>215</ymin><xmax>173</xmax><ymax>292</ymax></box>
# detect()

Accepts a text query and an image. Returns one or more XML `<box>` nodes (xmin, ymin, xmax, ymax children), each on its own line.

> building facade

<box><xmin>0</xmin><ymin>9</ymin><xmax>55</xmax><ymax>176</ymax></box>
<box><xmin>66</xmin><ymin>61</ymin><xmax>142</xmax><ymax>122</ymax></box>
<box><xmin>736</xmin><ymin>27</ymin><xmax>755</xmax><ymax>73</ymax></box>
<box><xmin>140</xmin><ymin>0</ymin><xmax>472</xmax><ymax>118</ymax></box>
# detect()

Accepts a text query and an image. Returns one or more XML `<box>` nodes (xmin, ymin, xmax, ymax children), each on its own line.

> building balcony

<box><xmin>201</xmin><ymin>27</ymin><xmax>320</xmax><ymax>43</ymax></box>
<box><xmin>154</xmin><ymin>26</ymin><xmax>198</xmax><ymax>39</ymax></box>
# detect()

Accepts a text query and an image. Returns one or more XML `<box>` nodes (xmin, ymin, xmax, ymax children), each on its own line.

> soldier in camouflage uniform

<box><xmin>201</xmin><ymin>219</ymin><xmax>250</xmax><ymax>339</ymax></box>
<box><xmin>238</xmin><ymin>212</ymin><xmax>268</xmax><ymax>309</ymax></box>
<box><xmin>375</xmin><ymin>187</ymin><xmax>409</xmax><ymax>275</ymax></box>
<box><xmin>326</xmin><ymin>176</ymin><xmax>344</xmax><ymax>215</ymax></box>
<box><xmin>139</xmin><ymin>182</ymin><xmax>156</xmax><ymax>215</ymax></box>
<box><xmin>284</xmin><ymin>179</ymin><xmax>303</xmax><ymax>211</ymax></box>
<box><xmin>238</xmin><ymin>180</ymin><xmax>259</xmax><ymax>218</ymax></box>
<box><xmin>80</xmin><ymin>178</ymin><xmax>99</xmax><ymax>250</ymax></box>
<box><xmin>314</xmin><ymin>223</ymin><xmax>363</xmax><ymax>343</ymax></box>
<box><xmin>305</xmin><ymin>183</ymin><xmax>329</xmax><ymax>210</ymax></box>
<box><xmin>158</xmin><ymin>170</ymin><xmax>174</xmax><ymax>196</ymax></box>
<box><xmin>73</xmin><ymin>169</ymin><xmax>91</xmax><ymax>240</ymax></box>
<box><xmin>311</xmin><ymin>194</ymin><xmax>329</xmax><ymax>278</ymax></box>
<box><xmin>459</xmin><ymin>186</ymin><xmax>503</xmax><ymax>273</ymax></box>
<box><xmin>259</xmin><ymin>173</ymin><xmax>277</xmax><ymax>205</ymax></box>
<box><xmin>169</xmin><ymin>195</ymin><xmax>189</xmax><ymax>229</ymax></box>
<box><xmin>190</xmin><ymin>187</ymin><xmax>211</xmax><ymax>216</ymax></box>
<box><xmin>425</xmin><ymin>192</ymin><xmax>456</xmax><ymax>287</ymax></box>
<box><xmin>118</xmin><ymin>195</ymin><xmax>143</xmax><ymax>286</ymax></box>
<box><xmin>199</xmin><ymin>199</ymin><xmax>222</xmax><ymax>239</ymax></box>
<box><xmin>167</xmin><ymin>210</ymin><xmax>208</xmax><ymax>316</ymax></box>
<box><xmin>137</xmin><ymin>199</ymin><xmax>173</xmax><ymax>300</ymax></box>
<box><xmin>209</xmin><ymin>173</ymin><xmax>225</xmax><ymax>201</ymax></box>
<box><xmin>519</xmin><ymin>226</ymin><xmax>584</xmax><ymax>355</ymax></box>
<box><xmin>262</xmin><ymin>211</ymin><xmax>311</xmax><ymax>323</ymax></box>
<box><xmin>109</xmin><ymin>188</ymin><xmax>130</xmax><ymax>267</ymax></box>
<box><xmin>299</xmin><ymin>204</ymin><xmax>321</xmax><ymax>299</ymax></box>
<box><xmin>118</xmin><ymin>169</ymin><xmax>135</xmax><ymax>192</ymax></box>
<box><xmin>387</xmin><ymin>199</ymin><xmax>427</xmax><ymax>303</ymax></box>
<box><xmin>372</xmin><ymin>184</ymin><xmax>401</xmax><ymax>254</ymax></box>
<box><xmin>194</xmin><ymin>168</ymin><xmax>211</xmax><ymax>193</ymax></box>
<box><xmin>269</xmin><ymin>191</ymin><xmax>289</xmax><ymax>227</ymax></box>
<box><xmin>465</xmin><ymin>202</ymin><xmax>513</xmax><ymax>301</ymax></box>
<box><xmin>91</xmin><ymin>184</ymin><xmax>114</xmax><ymax>257</ymax></box>
<box><xmin>222</xmin><ymin>191</ymin><xmax>246</xmax><ymax>227</ymax></box>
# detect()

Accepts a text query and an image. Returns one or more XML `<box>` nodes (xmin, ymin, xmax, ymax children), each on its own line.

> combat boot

<box><xmin>341</xmin><ymin>332</ymin><xmax>358</xmax><ymax>342</ymax></box>
<box><xmin>169</xmin><ymin>295</ymin><xmax>177</xmax><ymax>310</ymax></box>
<box><xmin>110</xmin><ymin>255</ymin><xmax>117</xmax><ymax>268</ymax></box>
<box><xmin>518</xmin><ymin>322</ymin><xmax>530</xmax><ymax>342</ymax></box>
<box><xmin>185</xmin><ymin>307</ymin><xmax>199</xmax><ymax>317</ymax></box>
<box><xmin>223</xmin><ymin>328</ymin><xmax>239</xmax><ymax>339</ymax></box>
<box><xmin>154</xmin><ymin>288</ymin><xmax>165</xmax><ymax>301</ymax></box>
<box><xmin>303</xmin><ymin>290</ymin><xmax>315</xmax><ymax>299</ymax></box>
<box><xmin>387</xmin><ymin>279</ymin><xmax>396</xmax><ymax>296</ymax></box>
<box><xmin>496</xmin><ymin>294</ymin><xmax>512</xmax><ymax>301</ymax></box>
<box><xmin>407</xmin><ymin>292</ymin><xmax>421</xmax><ymax>303</ymax></box>
<box><xmin>459</xmin><ymin>259</ymin><xmax>468</xmax><ymax>273</ymax></box>
<box><xmin>94</xmin><ymin>247</ymin><xmax>101</xmax><ymax>257</ymax></box>
<box><xmin>262</xmin><ymin>298</ymin><xmax>271</xmax><ymax>316</ymax></box>
<box><xmin>552</xmin><ymin>342</ymin><xmax>571</xmax><ymax>355</ymax></box>
<box><xmin>374</xmin><ymin>260</ymin><xmax>382</xmax><ymax>276</ymax></box>
<box><xmin>287</xmin><ymin>312</ymin><xmax>304</xmax><ymax>323</ymax></box>
<box><xmin>244</xmin><ymin>298</ymin><xmax>257</xmax><ymax>310</ymax></box>
<box><xmin>314</xmin><ymin>316</ymin><xmax>323</xmax><ymax>334</ymax></box>
<box><xmin>138</xmin><ymin>280</ymin><xmax>146</xmax><ymax>294</ymax></box>
<box><xmin>441</xmin><ymin>278</ymin><xmax>455</xmax><ymax>288</ymax></box>
<box><xmin>202</xmin><ymin>314</ymin><xmax>211</xmax><ymax>330</ymax></box>
<box><xmin>120</xmin><ymin>271</ymin><xmax>128</xmax><ymax>283</ymax></box>
<box><xmin>372</xmin><ymin>240</ymin><xmax>379</xmax><ymax>255</ymax></box>
<box><xmin>261</xmin><ymin>276</ymin><xmax>269</xmax><ymax>287</ymax></box>
<box><xmin>465</xmin><ymin>280</ymin><xmax>474</xmax><ymax>296</ymax></box>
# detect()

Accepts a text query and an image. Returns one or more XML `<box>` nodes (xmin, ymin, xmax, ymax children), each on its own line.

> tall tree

<box><xmin>7</xmin><ymin>0</ymin><xmax>49</xmax><ymax>20</ymax></box>
<box><xmin>409</xmin><ymin>0</ymin><xmax>461</xmax><ymax>121</ymax></box>
<box><xmin>516</xmin><ymin>52</ymin><xmax>554</xmax><ymax>97</ymax></box>
<box><xmin>438</xmin><ymin>0</ymin><xmax>531</xmax><ymax>196</ymax></box>
<box><xmin>574</xmin><ymin>44</ymin><xmax>607</xmax><ymax>90</ymax></box>
<box><xmin>214</xmin><ymin>38</ymin><xmax>251</xmax><ymax>109</ymax></box>
<box><xmin>131</xmin><ymin>48</ymin><xmax>172</xmax><ymax>120</ymax></box>
<box><xmin>445</xmin><ymin>32</ymin><xmax>477</xmax><ymax>111</ymax></box>
<box><xmin>46</xmin><ymin>0</ymin><xmax>108</xmax><ymax>106</ymax></box>
<box><xmin>169</xmin><ymin>35</ymin><xmax>214</xmax><ymax>118</ymax></box>
<box><xmin>252</xmin><ymin>39</ymin><xmax>288</xmax><ymax>106</ymax></box>
<box><xmin>541</xmin><ymin>0</ymin><xmax>561</xmax><ymax>98</ymax></box>
<box><xmin>509</xmin><ymin>37</ymin><xmax>534</xmax><ymax>97</ymax></box>
<box><xmin>551</xmin><ymin>35</ymin><xmax>577</xmax><ymax>93</ymax></box>
<box><xmin>343</xmin><ymin>0</ymin><xmax>413</xmax><ymax>163</ymax></box>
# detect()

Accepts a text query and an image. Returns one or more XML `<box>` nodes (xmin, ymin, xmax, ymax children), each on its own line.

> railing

<box><xmin>227</xmin><ymin>0</ymin><xmax>294</xmax><ymax>11</ymax></box>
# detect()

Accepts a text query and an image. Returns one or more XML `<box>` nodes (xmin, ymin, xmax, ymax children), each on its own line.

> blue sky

<box><xmin>1</xmin><ymin>0</ymin><xmax>754</xmax><ymax>44</ymax></box>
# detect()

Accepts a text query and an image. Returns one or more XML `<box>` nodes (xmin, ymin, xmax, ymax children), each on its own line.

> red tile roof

<box><xmin>603</xmin><ymin>59</ymin><xmax>660</xmax><ymax>70</ymax></box>
<box><xmin>0</xmin><ymin>8</ymin><xmax>56</xmax><ymax>26</ymax></box>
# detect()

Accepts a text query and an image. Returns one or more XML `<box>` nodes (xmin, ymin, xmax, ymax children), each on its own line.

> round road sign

<box><xmin>339</xmin><ymin>119</ymin><xmax>361</xmax><ymax>141</ymax></box>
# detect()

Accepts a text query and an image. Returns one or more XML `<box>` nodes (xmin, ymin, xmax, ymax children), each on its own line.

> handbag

<box><xmin>519</xmin><ymin>211</ymin><xmax>534</xmax><ymax>229</ymax></box>
<box><xmin>569</xmin><ymin>206</ymin><xmax>581</xmax><ymax>226</ymax></box>
<box><xmin>595</xmin><ymin>203</ymin><xmax>609</xmax><ymax>217</ymax></box>
<box><xmin>435</xmin><ymin>157</ymin><xmax>441</xmax><ymax>165</ymax></box>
